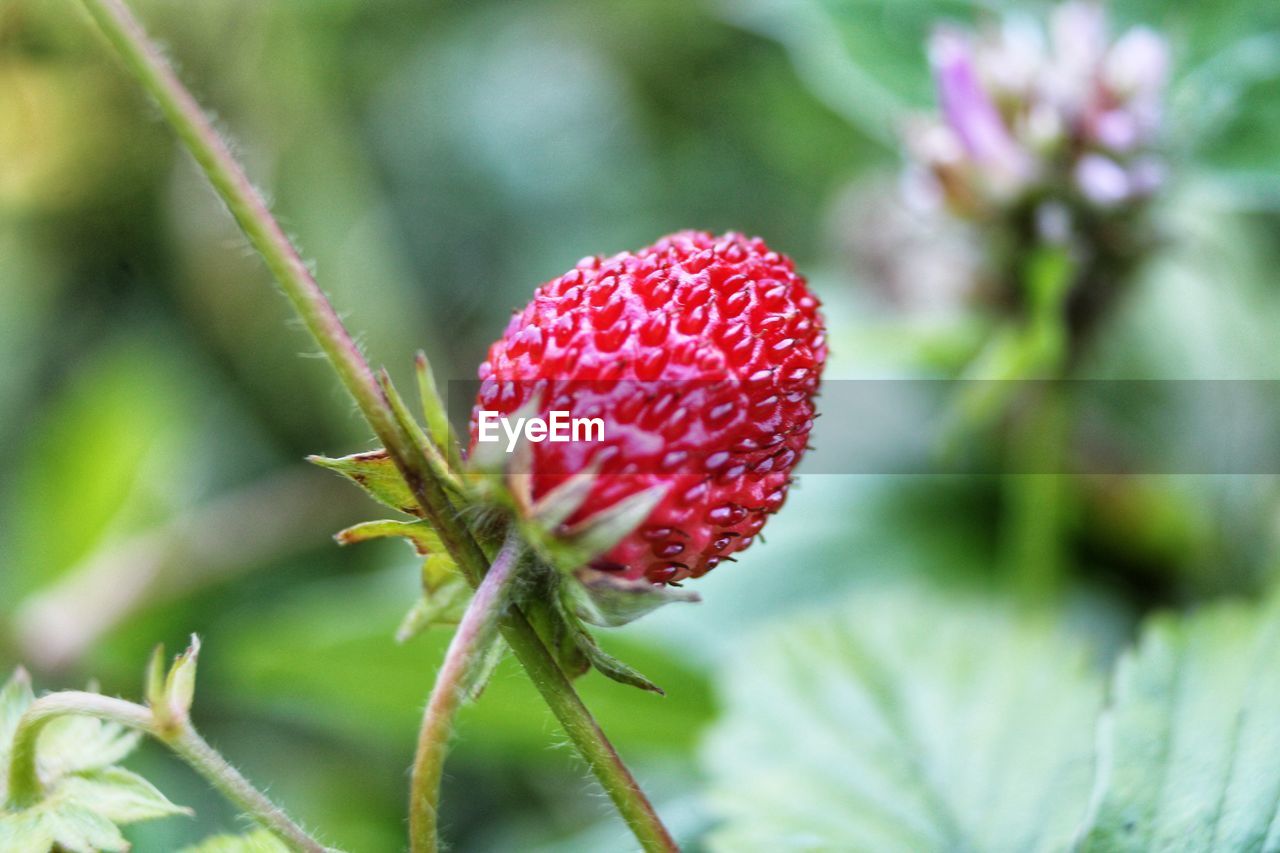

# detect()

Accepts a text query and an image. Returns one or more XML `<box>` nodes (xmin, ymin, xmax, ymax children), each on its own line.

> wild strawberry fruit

<box><xmin>471</xmin><ymin>231</ymin><xmax>826</xmax><ymax>584</ymax></box>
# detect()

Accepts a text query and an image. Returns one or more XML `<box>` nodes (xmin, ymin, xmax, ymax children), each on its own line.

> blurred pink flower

<box><xmin>908</xmin><ymin>1</ymin><xmax>1169</xmax><ymax>219</ymax></box>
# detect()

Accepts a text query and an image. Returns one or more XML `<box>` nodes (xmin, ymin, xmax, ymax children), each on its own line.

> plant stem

<box><xmin>1003</xmin><ymin>389</ymin><xmax>1068</xmax><ymax>603</ymax></box>
<box><xmin>5</xmin><ymin>692</ymin><xmax>326</xmax><ymax>853</ymax></box>
<box><xmin>411</xmin><ymin>532</ymin><xmax>522</xmax><ymax>852</ymax></box>
<box><xmin>168</xmin><ymin>725</ymin><xmax>326</xmax><ymax>853</ymax></box>
<box><xmin>74</xmin><ymin>2</ymin><xmax>675</xmax><ymax>849</ymax></box>
<box><xmin>495</xmin><ymin>616</ymin><xmax>677</xmax><ymax>852</ymax></box>
<box><xmin>6</xmin><ymin>693</ymin><xmax>151</xmax><ymax>809</ymax></box>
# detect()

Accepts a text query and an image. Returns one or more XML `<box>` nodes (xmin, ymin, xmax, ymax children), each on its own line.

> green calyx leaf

<box><xmin>309</xmin><ymin>450</ymin><xmax>424</xmax><ymax>518</ymax></box>
<box><xmin>375</xmin><ymin>368</ymin><xmax>464</xmax><ymax>498</ymax></box>
<box><xmin>0</xmin><ymin>670</ymin><xmax>189</xmax><ymax>852</ymax></box>
<box><xmin>514</xmin><ymin>483</ymin><xmax>674</xmax><ymax>594</ymax></box>
<box><xmin>556</xmin><ymin>485</ymin><xmax>669</xmax><ymax>568</ymax></box>
<box><xmin>557</xmin><ymin>601</ymin><xmax>664</xmax><ymax>695</ymax></box>
<box><xmin>526</xmin><ymin>460</ymin><xmax>604</xmax><ymax>530</ymax></box>
<box><xmin>458</xmin><ymin>635</ymin><xmax>510</xmax><ymax>704</ymax></box>
<box><xmin>335</xmin><ymin>519</ymin><xmax>443</xmax><ymax>555</ymax></box>
<box><xmin>415</xmin><ymin>350</ymin><xmax>462</xmax><ymax>472</ymax></box>
<box><xmin>395</xmin><ymin>570</ymin><xmax>470</xmax><ymax>644</ymax></box>
<box><xmin>465</xmin><ymin>398</ymin><xmax>543</xmax><ymax>502</ymax></box>
<box><xmin>512</xmin><ymin>566</ymin><xmax>668</xmax><ymax>693</ymax></box>
<box><xmin>563</xmin><ymin>566</ymin><xmax>700</xmax><ymax>629</ymax></box>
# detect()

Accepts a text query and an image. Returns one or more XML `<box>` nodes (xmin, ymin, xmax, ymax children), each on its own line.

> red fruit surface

<box><xmin>470</xmin><ymin>231</ymin><xmax>826</xmax><ymax>584</ymax></box>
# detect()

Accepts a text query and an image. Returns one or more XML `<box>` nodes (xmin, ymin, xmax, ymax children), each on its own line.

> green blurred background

<box><xmin>2</xmin><ymin>0</ymin><xmax>1279</xmax><ymax>850</ymax></box>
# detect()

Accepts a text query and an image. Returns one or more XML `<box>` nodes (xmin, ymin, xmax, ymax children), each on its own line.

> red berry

<box><xmin>470</xmin><ymin>231</ymin><xmax>826</xmax><ymax>584</ymax></box>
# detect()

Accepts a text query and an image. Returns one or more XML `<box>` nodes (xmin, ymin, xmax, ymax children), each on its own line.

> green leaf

<box><xmin>0</xmin><ymin>799</ymin><xmax>129</xmax><ymax>853</ymax></box>
<box><xmin>0</xmin><ymin>670</ymin><xmax>187</xmax><ymax>850</ymax></box>
<box><xmin>0</xmin><ymin>768</ymin><xmax>188</xmax><ymax>852</ymax></box>
<box><xmin>702</xmin><ymin>587</ymin><xmax>1103</xmax><ymax>852</ymax></box>
<box><xmin>59</xmin><ymin>768</ymin><xmax>191</xmax><ymax>824</ymax></box>
<box><xmin>1079</xmin><ymin>595</ymin><xmax>1280</xmax><ymax>851</ymax></box>
<box><xmin>308</xmin><ymin>451</ymin><xmax>423</xmax><ymax>517</ymax></box>
<box><xmin>179</xmin><ymin>828</ymin><xmax>291</xmax><ymax>853</ymax></box>
<box><xmin>34</xmin><ymin>716</ymin><xmax>143</xmax><ymax>777</ymax></box>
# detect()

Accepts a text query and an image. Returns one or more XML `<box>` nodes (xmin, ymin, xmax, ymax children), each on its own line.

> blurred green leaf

<box><xmin>717</xmin><ymin>0</ymin><xmax>954</xmax><ymax>145</ymax></box>
<box><xmin>703</xmin><ymin>586</ymin><xmax>1104</xmax><ymax>851</ymax></box>
<box><xmin>207</xmin><ymin>570</ymin><xmax>714</xmax><ymax>757</ymax></box>
<box><xmin>179</xmin><ymin>828</ymin><xmax>290</xmax><ymax>853</ymax></box>
<box><xmin>1079</xmin><ymin>595</ymin><xmax>1280</xmax><ymax>851</ymax></box>
<box><xmin>2</xmin><ymin>341</ymin><xmax>199</xmax><ymax>604</ymax></box>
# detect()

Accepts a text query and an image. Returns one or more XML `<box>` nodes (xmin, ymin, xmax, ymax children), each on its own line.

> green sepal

<box><xmin>527</xmin><ymin>460</ymin><xmax>603</xmax><ymax>529</ymax></box>
<box><xmin>519</xmin><ymin>576</ymin><xmax>590</xmax><ymax>681</ymax></box>
<box><xmin>146</xmin><ymin>636</ymin><xmax>201</xmax><ymax>730</ymax></box>
<box><xmin>508</xmin><ymin>565</ymin><xmax>668</xmax><ymax>693</ymax></box>
<box><xmin>554</xmin><ymin>591</ymin><xmax>664</xmax><ymax>695</ymax></box>
<box><xmin>564</xmin><ymin>565</ymin><xmax>701</xmax><ymax>628</ymax></box>
<box><xmin>395</xmin><ymin>570</ymin><xmax>470</xmax><ymax>644</ymax></box>
<box><xmin>144</xmin><ymin>647</ymin><xmax>166</xmax><ymax>715</ymax></box>
<box><xmin>334</xmin><ymin>519</ymin><xmax>443</xmax><ymax>556</ymax></box>
<box><xmin>559</xmin><ymin>485</ymin><xmax>668</xmax><ymax>564</ymax></box>
<box><xmin>466</xmin><ymin>398</ymin><xmax>542</xmax><ymax>499</ymax></box>
<box><xmin>517</xmin><ymin>484</ymin><xmax>671</xmax><ymax>582</ymax></box>
<box><xmin>415</xmin><ymin>350</ymin><xmax>463</xmax><ymax>472</ymax></box>
<box><xmin>375</xmin><ymin>368</ymin><xmax>464</xmax><ymax>498</ymax></box>
<box><xmin>458</xmin><ymin>636</ymin><xmax>509</xmax><ymax>704</ymax></box>
<box><xmin>309</xmin><ymin>451</ymin><xmax>424</xmax><ymax>517</ymax></box>
<box><xmin>396</xmin><ymin>549</ymin><xmax>472</xmax><ymax>642</ymax></box>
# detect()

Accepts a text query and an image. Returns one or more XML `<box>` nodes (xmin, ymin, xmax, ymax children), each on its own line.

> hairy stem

<box><xmin>73</xmin><ymin>1</ymin><xmax>675</xmax><ymax>849</ymax></box>
<box><xmin>411</xmin><ymin>532</ymin><xmax>522</xmax><ymax>852</ymax></box>
<box><xmin>168</xmin><ymin>725</ymin><xmax>326</xmax><ymax>853</ymax></box>
<box><xmin>5</xmin><ymin>692</ymin><xmax>325</xmax><ymax>852</ymax></box>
